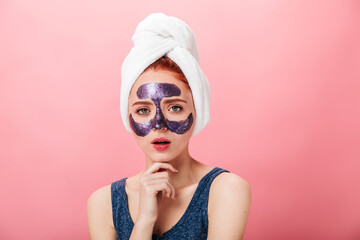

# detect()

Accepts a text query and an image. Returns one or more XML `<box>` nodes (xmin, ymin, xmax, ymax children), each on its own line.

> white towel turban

<box><xmin>120</xmin><ymin>12</ymin><xmax>211</xmax><ymax>137</ymax></box>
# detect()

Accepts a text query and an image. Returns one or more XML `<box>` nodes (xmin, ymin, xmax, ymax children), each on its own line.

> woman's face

<box><xmin>128</xmin><ymin>69</ymin><xmax>196</xmax><ymax>162</ymax></box>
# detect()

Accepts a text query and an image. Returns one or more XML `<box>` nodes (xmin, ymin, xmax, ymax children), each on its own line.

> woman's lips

<box><xmin>152</xmin><ymin>137</ymin><xmax>171</xmax><ymax>151</ymax></box>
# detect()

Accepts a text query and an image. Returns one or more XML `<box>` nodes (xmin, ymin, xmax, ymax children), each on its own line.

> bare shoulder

<box><xmin>87</xmin><ymin>184</ymin><xmax>117</xmax><ymax>240</ymax></box>
<box><xmin>207</xmin><ymin>172</ymin><xmax>251</xmax><ymax>240</ymax></box>
<box><xmin>88</xmin><ymin>184</ymin><xmax>112</xmax><ymax>205</ymax></box>
<box><xmin>211</xmin><ymin>172</ymin><xmax>251</xmax><ymax>197</ymax></box>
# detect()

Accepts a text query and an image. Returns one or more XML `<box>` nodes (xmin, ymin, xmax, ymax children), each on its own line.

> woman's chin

<box><xmin>145</xmin><ymin>152</ymin><xmax>176</xmax><ymax>163</ymax></box>
<box><xmin>151</xmin><ymin>155</ymin><xmax>174</xmax><ymax>163</ymax></box>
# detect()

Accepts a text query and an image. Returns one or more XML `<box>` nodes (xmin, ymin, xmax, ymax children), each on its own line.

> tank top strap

<box><xmin>111</xmin><ymin>178</ymin><xmax>134</xmax><ymax>240</ymax></box>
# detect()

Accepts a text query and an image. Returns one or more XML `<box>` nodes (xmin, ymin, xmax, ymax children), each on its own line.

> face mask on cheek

<box><xmin>129</xmin><ymin>82</ymin><xmax>194</xmax><ymax>137</ymax></box>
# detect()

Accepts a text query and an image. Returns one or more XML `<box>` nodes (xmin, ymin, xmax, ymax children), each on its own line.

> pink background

<box><xmin>1</xmin><ymin>0</ymin><xmax>359</xmax><ymax>239</ymax></box>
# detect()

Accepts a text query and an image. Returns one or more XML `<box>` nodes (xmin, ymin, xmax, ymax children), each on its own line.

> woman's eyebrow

<box><xmin>132</xmin><ymin>101</ymin><xmax>153</xmax><ymax>107</ymax></box>
<box><xmin>162</xmin><ymin>98</ymin><xmax>187</xmax><ymax>104</ymax></box>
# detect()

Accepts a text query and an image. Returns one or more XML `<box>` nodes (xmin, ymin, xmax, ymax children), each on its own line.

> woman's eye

<box><xmin>169</xmin><ymin>106</ymin><xmax>183</xmax><ymax>112</ymax></box>
<box><xmin>136</xmin><ymin>108</ymin><xmax>150</xmax><ymax>115</ymax></box>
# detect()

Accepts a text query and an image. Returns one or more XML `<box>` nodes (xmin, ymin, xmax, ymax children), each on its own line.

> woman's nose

<box><xmin>152</xmin><ymin>106</ymin><xmax>167</xmax><ymax>130</ymax></box>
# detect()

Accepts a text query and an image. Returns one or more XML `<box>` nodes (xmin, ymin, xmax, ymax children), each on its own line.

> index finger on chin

<box><xmin>145</xmin><ymin>162</ymin><xmax>178</xmax><ymax>175</ymax></box>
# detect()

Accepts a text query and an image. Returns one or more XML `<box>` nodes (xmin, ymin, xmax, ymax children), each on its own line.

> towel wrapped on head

<box><xmin>120</xmin><ymin>12</ymin><xmax>211</xmax><ymax>137</ymax></box>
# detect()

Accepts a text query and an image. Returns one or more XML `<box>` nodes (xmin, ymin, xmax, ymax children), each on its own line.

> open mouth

<box><xmin>151</xmin><ymin>138</ymin><xmax>171</xmax><ymax>150</ymax></box>
<box><xmin>151</xmin><ymin>138</ymin><xmax>171</xmax><ymax>144</ymax></box>
<box><xmin>153</xmin><ymin>141</ymin><xmax>170</xmax><ymax>145</ymax></box>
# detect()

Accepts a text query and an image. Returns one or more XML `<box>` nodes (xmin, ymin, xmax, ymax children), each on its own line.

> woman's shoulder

<box><xmin>207</xmin><ymin>170</ymin><xmax>251</xmax><ymax>238</ymax></box>
<box><xmin>88</xmin><ymin>184</ymin><xmax>112</xmax><ymax>206</ymax></box>
<box><xmin>87</xmin><ymin>176</ymin><xmax>136</xmax><ymax>215</ymax></box>
<box><xmin>212</xmin><ymin>169</ymin><xmax>251</xmax><ymax>193</ymax></box>
<box><xmin>209</xmin><ymin>170</ymin><xmax>251</xmax><ymax>204</ymax></box>
<box><xmin>87</xmin><ymin>184</ymin><xmax>115</xmax><ymax>230</ymax></box>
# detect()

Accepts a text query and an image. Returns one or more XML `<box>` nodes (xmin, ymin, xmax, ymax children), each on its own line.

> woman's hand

<box><xmin>136</xmin><ymin>162</ymin><xmax>178</xmax><ymax>225</ymax></box>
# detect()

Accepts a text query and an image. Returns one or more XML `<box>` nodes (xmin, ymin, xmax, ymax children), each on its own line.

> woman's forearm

<box><xmin>129</xmin><ymin>219</ymin><xmax>155</xmax><ymax>240</ymax></box>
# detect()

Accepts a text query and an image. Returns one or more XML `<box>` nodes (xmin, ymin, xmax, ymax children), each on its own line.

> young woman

<box><xmin>87</xmin><ymin>13</ymin><xmax>251</xmax><ymax>240</ymax></box>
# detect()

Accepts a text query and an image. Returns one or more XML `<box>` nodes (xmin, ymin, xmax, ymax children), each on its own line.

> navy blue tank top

<box><xmin>111</xmin><ymin>167</ymin><xmax>230</xmax><ymax>240</ymax></box>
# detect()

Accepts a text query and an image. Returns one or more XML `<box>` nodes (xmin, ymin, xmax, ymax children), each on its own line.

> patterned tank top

<box><xmin>111</xmin><ymin>167</ymin><xmax>230</xmax><ymax>240</ymax></box>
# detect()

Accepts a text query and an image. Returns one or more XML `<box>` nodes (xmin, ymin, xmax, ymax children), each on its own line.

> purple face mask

<box><xmin>129</xmin><ymin>82</ymin><xmax>194</xmax><ymax>137</ymax></box>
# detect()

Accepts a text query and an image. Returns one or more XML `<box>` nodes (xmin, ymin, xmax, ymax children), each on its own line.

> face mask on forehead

<box><xmin>129</xmin><ymin>82</ymin><xmax>194</xmax><ymax>137</ymax></box>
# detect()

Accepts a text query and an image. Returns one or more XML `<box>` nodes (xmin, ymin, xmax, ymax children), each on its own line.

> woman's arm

<box><xmin>87</xmin><ymin>185</ymin><xmax>117</xmax><ymax>240</ymax></box>
<box><xmin>128</xmin><ymin>218</ymin><xmax>155</xmax><ymax>240</ymax></box>
<box><xmin>207</xmin><ymin>173</ymin><xmax>251</xmax><ymax>240</ymax></box>
<box><xmin>129</xmin><ymin>163</ymin><xmax>177</xmax><ymax>240</ymax></box>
